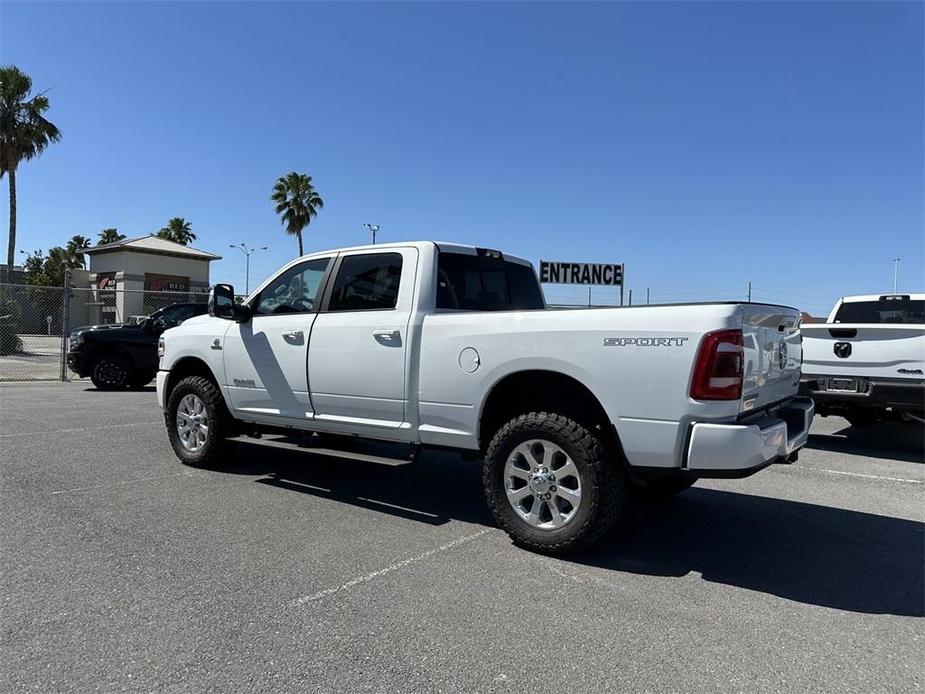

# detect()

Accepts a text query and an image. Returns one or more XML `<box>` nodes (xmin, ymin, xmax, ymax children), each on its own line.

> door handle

<box><xmin>282</xmin><ymin>330</ymin><xmax>303</xmax><ymax>341</ymax></box>
<box><xmin>373</xmin><ymin>329</ymin><xmax>399</xmax><ymax>340</ymax></box>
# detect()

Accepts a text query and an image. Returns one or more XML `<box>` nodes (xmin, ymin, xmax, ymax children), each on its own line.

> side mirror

<box><xmin>209</xmin><ymin>284</ymin><xmax>236</xmax><ymax>320</ymax></box>
<box><xmin>209</xmin><ymin>284</ymin><xmax>251</xmax><ymax>323</ymax></box>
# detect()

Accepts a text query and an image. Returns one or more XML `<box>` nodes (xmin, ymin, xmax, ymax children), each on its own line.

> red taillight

<box><xmin>690</xmin><ymin>329</ymin><xmax>744</xmax><ymax>401</ymax></box>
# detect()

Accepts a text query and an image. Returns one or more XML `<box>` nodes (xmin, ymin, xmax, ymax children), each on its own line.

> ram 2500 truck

<box><xmin>800</xmin><ymin>294</ymin><xmax>924</xmax><ymax>427</ymax></box>
<box><xmin>156</xmin><ymin>242</ymin><xmax>813</xmax><ymax>553</ymax></box>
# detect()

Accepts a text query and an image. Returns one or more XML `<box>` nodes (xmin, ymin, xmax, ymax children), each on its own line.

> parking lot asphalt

<box><xmin>1</xmin><ymin>381</ymin><xmax>922</xmax><ymax>693</ymax></box>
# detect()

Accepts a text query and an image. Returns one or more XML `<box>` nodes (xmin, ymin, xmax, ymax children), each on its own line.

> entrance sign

<box><xmin>539</xmin><ymin>261</ymin><xmax>623</xmax><ymax>286</ymax></box>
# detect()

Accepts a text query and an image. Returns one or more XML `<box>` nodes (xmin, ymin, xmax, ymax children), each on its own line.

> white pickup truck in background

<box><xmin>156</xmin><ymin>241</ymin><xmax>813</xmax><ymax>553</ymax></box>
<box><xmin>800</xmin><ymin>294</ymin><xmax>925</xmax><ymax>427</ymax></box>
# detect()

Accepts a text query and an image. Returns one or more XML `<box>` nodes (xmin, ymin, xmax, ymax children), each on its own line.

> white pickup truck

<box><xmin>800</xmin><ymin>294</ymin><xmax>924</xmax><ymax>427</ymax></box>
<box><xmin>156</xmin><ymin>241</ymin><xmax>813</xmax><ymax>553</ymax></box>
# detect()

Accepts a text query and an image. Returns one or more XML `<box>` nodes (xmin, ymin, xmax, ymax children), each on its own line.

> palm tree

<box><xmin>97</xmin><ymin>228</ymin><xmax>124</xmax><ymax>245</ymax></box>
<box><xmin>271</xmin><ymin>172</ymin><xmax>323</xmax><ymax>256</ymax></box>
<box><xmin>0</xmin><ymin>66</ymin><xmax>61</xmax><ymax>283</ymax></box>
<box><xmin>156</xmin><ymin>217</ymin><xmax>196</xmax><ymax>246</ymax></box>
<box><xmin>65</xmin><ymin>234</ymin><xmax>91</xmax><ymax>269</ymax></box>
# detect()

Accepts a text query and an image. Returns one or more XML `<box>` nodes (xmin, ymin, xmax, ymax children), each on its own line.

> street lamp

<box><xmin>892</xmin><ymin>257</ymin><xmax>901</xmax><ymax>293</ymax></box>
<box><xmin>364</xmin><ymin>223</ymin><xmax>380</xmax><ymax>245</ymax></box>
<box><xmin>229</xmin><ymin>243</ymin><xmax>267</xmax><ymax>295</ymax></box>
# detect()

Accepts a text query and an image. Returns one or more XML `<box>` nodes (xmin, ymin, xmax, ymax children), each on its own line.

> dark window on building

<box><xmin>436</xmin><ymin>252</ymin><xmax>544</xmax><ymax>311</ymax></box>
<box><xmin>328</xmin><ymin>253</ymin><xmax>403</xmax><ymax>311</ymax></box>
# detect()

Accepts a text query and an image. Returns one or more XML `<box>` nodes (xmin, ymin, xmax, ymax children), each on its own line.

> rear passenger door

<box><xmin>308</xmin><ymin>248</ymin><xmax>417</xmax><ymax>429</ymax></box>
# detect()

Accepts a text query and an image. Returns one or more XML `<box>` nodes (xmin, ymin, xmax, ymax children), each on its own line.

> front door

<box><xmin>223</xmin><ymin>256</ymin><xmax>331</xmax><ymax>421</ymax></box>
<box><xmin>308</xmin><ymin>248</ymin><xmax>416</xmax><ymax>429</ymax></box>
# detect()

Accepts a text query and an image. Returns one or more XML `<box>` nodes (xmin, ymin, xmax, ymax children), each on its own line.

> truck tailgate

<box><xmin>801</xmin><ymin>324</ymin><xmax>925</xmax><ymax>379</ymax></box>
<box><xmin>740</xmin><ymin>304</ymin><xmax>803</xmax><ymax>412</ymax></box>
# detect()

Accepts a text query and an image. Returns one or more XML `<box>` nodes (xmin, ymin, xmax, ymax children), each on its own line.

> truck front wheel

<box><xmin>166</xmin><ymin>376</ymin><xmax>233</xmax><ymax>467</ymax></box>
<box><xmin>483</xmin><ymin>412</ymin><xmax>624</xmax><ymax>555</ymax></box>
<box><xmin>90</xmin><ymin>354</ymin><xmax>131</xmax><ymax>390</ymax></box>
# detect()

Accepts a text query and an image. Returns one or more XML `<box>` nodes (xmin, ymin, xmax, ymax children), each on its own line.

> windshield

<box><xmin>833</xmin><ymin>298</ymin><xmax>924</xmax><ymax>324</ymax></box>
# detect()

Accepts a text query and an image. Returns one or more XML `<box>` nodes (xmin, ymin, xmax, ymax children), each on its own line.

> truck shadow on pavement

<box><xmin>577</xmin><ymin>488</ymin><xmax>924</xmax><ymax>618</ymax></box>
<box><xmin>221</xmin><ymin>444</ymin><xmax>923</xmax><ymax>618</ymax></box>
<box><xmin>805</xmin><ymin>421</ymin><xmax>924</xmax><ymax>464</ymax></box>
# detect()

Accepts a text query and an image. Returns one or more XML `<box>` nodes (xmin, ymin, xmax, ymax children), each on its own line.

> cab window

<box><xmin>834</xmin><ymin>298</ymin><xmax>925</xmax><ymax>324</ymax></box>
<box><xmin>327</xmin><ymin>253</ymin><xmax>403</xmax><ymax>311</ymax></box>
<box><xmin>436</xmin><ymin>252</ymin><xmax>544</xmax><ymax>311</ymax></box>
<box><xmin>154</xmin><ymin>303</ymin><xmax>204</xmax><ymax>328</ymax></box>
<box><xmin>253</xmin><ymin>258</ymin><xmax>330</xmax><ymax>315</ymax></box>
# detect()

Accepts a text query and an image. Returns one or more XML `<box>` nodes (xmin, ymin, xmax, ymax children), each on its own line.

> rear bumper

<box><xmin>684</xmin><ymin>397</ymin><xmax>814</xmax><ymax>478</ymax></box>
<box><xmin>799</xmin><ymin>375</ymin><xmax>924</xmax><ymax>413</ymax></box>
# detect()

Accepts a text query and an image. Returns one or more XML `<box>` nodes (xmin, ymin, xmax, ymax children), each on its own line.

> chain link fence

<box><xmin>0</xmin><ymin>281</ymin><xmax>209</xmax><ymax>382</ymax></box>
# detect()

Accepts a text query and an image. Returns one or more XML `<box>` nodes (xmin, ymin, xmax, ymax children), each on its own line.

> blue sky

<box><xmin>2</xmin><ymin>1</ymin><xmax>922</xmax><ymax>314</ymax></box>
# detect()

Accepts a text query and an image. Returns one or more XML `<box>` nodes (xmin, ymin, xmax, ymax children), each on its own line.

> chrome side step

<box><xmin>227</xmin><ymin>434</ymin><xmax>417</xmax><ymax>467</ymax></box>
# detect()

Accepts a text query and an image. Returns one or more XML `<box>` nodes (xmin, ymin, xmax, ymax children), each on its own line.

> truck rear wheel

<box><xmin>166</xmin><ymin>376</ymin><xmax>233</xmax><ymax>467</ymax></box>
<box><xmin>483</xmin><ymin>412</ymin><xmax>624</xmax><ymax>555</ymax></box>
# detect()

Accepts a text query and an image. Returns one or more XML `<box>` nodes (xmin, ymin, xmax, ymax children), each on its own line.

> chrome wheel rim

<box><xmin>177</xmin><ymin>394</ymin><xmax>209</xmax><ymax>452</ymax></box>
<box><xmin>504</xmin><ymin>439</ymin><xmax>582</xmax><ymax>530</ymax></box>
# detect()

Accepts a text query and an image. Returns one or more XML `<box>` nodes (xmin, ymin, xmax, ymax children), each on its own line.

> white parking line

<box><xmin>291</xmin><ymin>528</ymin><xmax>492</xmax><ymax>606</ymax></box>
<box><xmin>0</xmin><ymin>421</ymin><xmax>160</xmax><ymax>438</ymax></box>
<box><xmin>814</xmin><ymin>468</ymin><xmax>923</xmax><ymax>484</ymax></box>
<box><xmin>47</xmin><ymin>471</ymin><xmax>194</xmax><ymax>495</ymax></box>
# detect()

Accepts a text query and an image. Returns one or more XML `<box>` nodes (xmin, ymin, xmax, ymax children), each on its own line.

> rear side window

<box><xmin>834</xmin><ymin>299</ymin><xmax>924</xmax><ymax>324</ymax></box>
<box><xmin>328</xmin><ymin>253</ymin><xmax>403</xmax><ymax>311</ymax></box>
<box><xmin>437</xmin><ymin>252</ymin><xmax>544</xmax><ymax>311</ymax></box>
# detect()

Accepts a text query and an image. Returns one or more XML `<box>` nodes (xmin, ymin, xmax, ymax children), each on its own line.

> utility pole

<box><xmin>892</xmin><ymin>258</ymin><xmax>901</xmax><ymax>293</ymax></box>
<box><xmin>628</xmin><ymin>289</ymin><xmax>633</xmax><ymax>306</ymax></box>
<box><xmin>364</xmin><ymin>223</ymin><xmax>380</xmax><ymax>245</ymax></box>
<box><xmin>747</xmin><ymin>281</ymin><xmax>752</xmax><ymax>302</ymax></box>
<box><xmin>587</xmin><ymin>286</ymin><xmax>591</xmax><ymax>307</ymax></box>
<box><xmin>230</xmin><ymin>243</ymin><xmax>268</xmax><ymax>295</ymax></box>
<box><xmin>646</xmin><ymin>288</ymin><xmax>650</xmax><ymax>306</ymax></box>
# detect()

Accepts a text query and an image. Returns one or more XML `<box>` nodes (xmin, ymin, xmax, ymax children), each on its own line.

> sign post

<box><xmin>539</xmin><ymin>260</ymin><xmax>625</xmax><ymax>306</ymax></box>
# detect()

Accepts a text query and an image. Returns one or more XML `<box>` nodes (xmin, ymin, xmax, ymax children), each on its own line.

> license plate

<box><xmin>827</xmin><ymin>378</ymin><xmax>859</xmax><ymax>392</ymax></box>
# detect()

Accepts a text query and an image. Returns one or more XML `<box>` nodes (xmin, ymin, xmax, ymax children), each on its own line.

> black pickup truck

<box><xmin>67</xmin><ymin>302</ymin><xmax>207</xmax><ymax>390</ymax></box>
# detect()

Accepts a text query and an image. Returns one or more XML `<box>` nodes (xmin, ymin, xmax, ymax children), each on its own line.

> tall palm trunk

<box><xmin>5</xmin><ymin>168</ymin><xmax>15</xmax><ymax>285</ymax></box>
<box><xmin>297</xmin><ymin>230</ymin><xmax>303</xmax><ymax>256</ymax></box>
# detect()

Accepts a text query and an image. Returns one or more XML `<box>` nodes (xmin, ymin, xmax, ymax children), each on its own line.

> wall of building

<box><xmin>88</xmin><ymin>250</ymin><xmax>213</xmax><ymax>318</ymax></box>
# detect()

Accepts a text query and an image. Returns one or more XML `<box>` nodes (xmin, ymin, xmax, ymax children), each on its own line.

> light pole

<box><xmin>892</xmin><ymin>257</ymin><xmax>901</xmax><ymax>293</ymax></box>
<box><xmin>364</xmin><ymin>223</ymin><xmax>380</xmax><ymax>245</ymax></box>
<box><xmin>229</xmin><ymin>243</ymin><xmax>267</xmax><ymax>295</ymax></box>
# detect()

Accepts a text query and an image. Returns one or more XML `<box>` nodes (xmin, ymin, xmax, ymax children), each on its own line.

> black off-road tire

<box><xmin>90</xmin><ymin>354</ymin><xmax>131</xmax><ymax>390</ymax></box>
<box><xmin>483</xmin><ymin>412</ymin><xmax>624</xmax><ymax>555</ymax></box>
<box><xmin>629</xmin><ymin>477</ymin><xmax>696</xmax><ymax>501</ymax></box>
<box><xmin>166</xmin><ymin>376</ymin><xmax>234</xmax><ymax>468</ymax></box>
